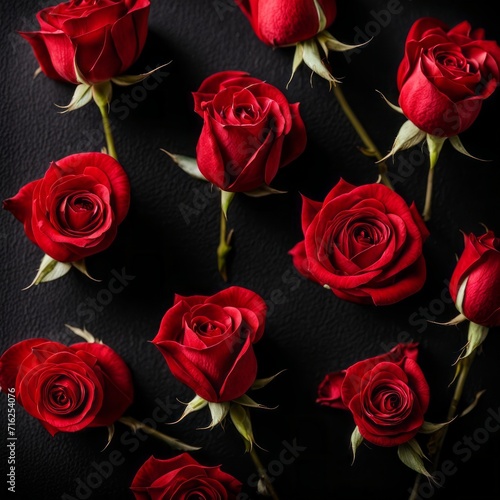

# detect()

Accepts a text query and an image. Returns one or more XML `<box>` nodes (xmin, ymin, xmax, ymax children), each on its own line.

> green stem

<box><xmin>249</xmin><ymin>447</ymin><xmax>280</xmax><ymax>500</ymax></box>
<box><xmin>97</xmin><ymin>100</ymin><xmax>118</xmax><ymax>160</ymax></box>
<box><xmin>408</xmin><ymin>329</ymin><xmax>479</xmax><ymax>500</ymax></box>
<box><xmin>332</xmin><ymin>85</ymin><xmax>393</xmax><ymax>189</ymax></box>
<box><xmin>217</xmin><ymin>190</ymin><xmax>235</xmax><ymax>282</ymax></box>
<box><xmin>422</xmin><ymin>136</ymin><xmax>446</xmax><ymax>222</ymax></box>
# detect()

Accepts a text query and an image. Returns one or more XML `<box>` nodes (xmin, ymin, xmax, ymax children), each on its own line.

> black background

<box><xmin>1</xmin><ymin>1</ymin><xmax>500</xmax><ymax>499</ymax></box>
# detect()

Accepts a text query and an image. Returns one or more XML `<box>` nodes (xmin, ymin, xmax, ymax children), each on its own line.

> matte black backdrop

<box><xmin>1</xmin><ymin>1</ymin><xmax>500</xmax><ymax>499</ymax></box>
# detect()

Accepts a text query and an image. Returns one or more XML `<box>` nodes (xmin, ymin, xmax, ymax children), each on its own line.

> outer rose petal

<box><xmin>316</xmin><ymin>371</ymin><xmax>347</xmax><ymax>409</ymax></box>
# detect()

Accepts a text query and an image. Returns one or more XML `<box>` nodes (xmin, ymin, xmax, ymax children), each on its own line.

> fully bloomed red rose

<box><xmin>3</xmin><ymin>152</ymin><xmax>130</xmax><ymax>263</ymax></box>
<box><xmin>317</xmin><ymin>343</ymin><xmax>430</xmax><ymax>447</ymax></box>
<box><xmin>193</xmin><ymin>70</ymin><xmax>306</xmax><ymax>192</ymax></box>
<box><xmin>0</xmin><ymin>338</ymin><xmax>133</xmax><ymax>435</ymax></box>
<box><xmin>152</xmin><ymin>287</ymin><xmax>267</xmax><ymax>403</ymax></box>
<box><xmin>20</xmin><ymin>0</ymin><xmax>150</xmax><ymax>84</ymax></box>
<box><xmin>238</xmin><ymin>0</ymin><xmax>337</xmax><ymax>46</ymax></box>
<box><xmin>397</xmin><ymin>17</ymin><xmax>500</xmax><ymax>137</ymax></box>
<box><xmin>131</xmin><ymin>453</ymin><xmax>242</xmax><ymax>500</ymax></box>
<box><xmin>289</xmin><ymin>179</ymin><xmax>429</xmax><ymax>305</ymax></box>
<box><xmin>449</xmin><ymin>230</ymin><xmax>500</xmax><ymax>327</ymax></box>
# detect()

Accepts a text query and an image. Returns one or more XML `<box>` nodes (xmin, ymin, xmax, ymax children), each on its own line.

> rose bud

<box><xmin>289</xmin><ymin>179</ymin><xmax>429</xmax><ymax>305</ymax></box>
<box><xmin>450</xmin><ymin>230</ymin><xmax>500</xmax><ymax>327</ymax></box>
<box><xmin>20</xmin><ymin>0</ymin><xmax>151</xmax><ymax>84</ymax></box>
<box><xmin>237</xmin><ymin>0</ymin><xmax>337</xmax><ymax>47</ymax></box>
<box><xmin>152</xmin><ymin>286</ymin><xmax>267</xmax><ymax>403</ymax></box>
<box><xmin>130</xmin><ymin>454</ymin><xmax>242</xmax><ymax>499</ymax></box>
<box><xmin>3</xmin><ymin>152</ymin><xmax>130</xmax><ymax>263</ymax></box>
<box><xmin>193</xmin><ymin>70</ymin><xmax>306</xmax><ymax>192</ymax></box>
<box><xmin>0</xmin><ymin>338</ymin><xmax>133</xmax><ymax>435</ymax></box>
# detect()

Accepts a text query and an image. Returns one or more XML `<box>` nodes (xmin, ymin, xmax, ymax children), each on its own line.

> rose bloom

<box><xmin>3</xmin><ymin>152</ymin><xmax>130</xmax><ymax>263</ymax></box>
<box><xmin>152</xmin><ymin>286</ymin><xmax>267</xmax><ymax>403</ymax></box>
<box><xmin>317</xmin><ymin>343</ymin><xmax>430</xmax><ymax>447</ymax></box>
<box><xmin>238</xmin><ymin>0</ymin><xmax>337</xmax><ymax>46</ymax></box>
<box><xmin>449</xmin><ymin>230</ymin><xmax>500</xmax><ymax>327</ymax></box>
<box><xmin>397</xmin><ymin>17</ymin><xmax>500</xmax><ymax>137</ymax></box>
<box><xmin>20</xmin><ymin>0</ymin><xmax>150</xmax><ymax>84</ymax></box>
<box><xmin>131</xmin><ymin>454</ymin><xmax>242</xmax><ymax>500</ymax></box>
<box><xmin>0</xmin><ymin>338</ymin><xmax>133</xmax><ymax>435</ymax></box>
<box><xmin>289</xmin><ymin>179</ymin><xmax>429</xmax><ymax>305</ymax></box>
<box><xmin>193</xmin><ymin>70</ymin><xmax>306</xmax><ymax>192</ymax></box>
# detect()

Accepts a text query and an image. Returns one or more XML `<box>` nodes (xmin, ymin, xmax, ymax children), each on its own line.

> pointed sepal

<box><xmin>23</xmin><ymin>254</ymin><xmax>72</xmax><ymax>289</ymax></box>
<box><xmin>197</xmin><ymin>402</ymin><xmax>230</xmax><ymax>430</ymax></box>
<box><xmin>350</xmin><ymin>426</ymin><xmax>363</xmax><ymax>464</ymax></box>
<box><xmin>170</xmin><ymin>394</ymin><xmax>208</xmax><ymax>424</ymax></box>
<box><xmin>230</xmin><ymin>403</ymin><xmax>255</xmax><ymax>452</ymax></box>
<box><xmin>244</xmin><ymin>185</ymin><xmax>287</xmax><ymax>197</ymax></box>
<box><xmin>379</xmin><ymin>120</ymin><xmax>426</xmax><ymax>162</ymax></box>
<box><xmin>65</xmin><ymin>324</ymin><xmax>103</xmax><ymax>344</ymax></box>
<box><xmin>251</xmin><ymin>370</ymin><xmax>286</xmax><ymax>390</ymax></box>
<box><xmin>111</xmin><ymin>63</ymin><xmax>171</xmax><ymax>87</ymax></box>
<box><xmin>161</xmin><ymin>149</ymin><xmax>208</xmax><ymax>181</ymax></box>
<box><xmin>71</xmin><ymin>259</ymin><xmax>101</xmax><ymax>282</ymax></box>
<box><xmin>56</xmin><ymin>83</ymin><xmax>92</xmax><ymax>113</ymax></box>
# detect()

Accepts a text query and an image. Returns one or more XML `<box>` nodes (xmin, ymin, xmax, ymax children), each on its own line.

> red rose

<box><xmin>130</xmin><ymin>453</ymin><xmax>242</xmax><ymax>500</ymax></box>
<box><xmin>193</xmin><ymin>70</ymin><xmax>306</xmax><ymax>192</ymax></box>
<box><xmin>317</xmin><ymin>343</ymin><xmax>429</xmax><ymax>447</ymax></box>
<box><xmin>0</xmin><ymin>338</ymin><xmax>133</xmax><ymax>435</ymax></box>
<box><xmin>3</xmin><ymin>152</ymin><xmax>130</xmax><ymax>263</ymax></box>
<box><xmin>289</xmin><ymin>179</ymin><xmax>429</xmax><ymax>305</ymax></box>
<box><xmin>449</xmin><ymin>230</ymin><xmax>500</xmax><ymax>327</ymax></box>
<box><xmin>397</xmin><ymin>17</ymin><xmax>500</xmax><ymax>137</ymax></box>
<box><xmin>152</xmin><ymin>286</ymin><xmax>267</xmax><ymax>403</ymax></box>
<box><xmin>238</xmin><ymin>0</ymin><xmax>337</xmax><ymax>46</ymax></box>
<box><xmin>20</xmin><ymin>0</ymin><xmax>150</xmax><ymax>84</ymax></box>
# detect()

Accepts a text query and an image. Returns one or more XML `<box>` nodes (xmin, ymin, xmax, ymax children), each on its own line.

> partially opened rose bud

<box><xmin>237</xmin><ymin>0</ymin><xmax>356</xmax><ymax>86</ymax></box>
<box><xmin>450</xmin><ymin>230</ymin><xmax>500</xmax><ymax>327</ymax></box>
<box><xmin>238</xmin><ymin>0</ymin><xmax>337</xmax><ymax>47</ymax></box>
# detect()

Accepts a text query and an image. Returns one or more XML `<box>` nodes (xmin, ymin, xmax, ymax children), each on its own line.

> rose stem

<box><xmin>422</xmin><ymin>136</ymin><xmax>445</xmax><ymax>222</ymax></box>
<box><xmin>408</xmin><ymin>333</ymin><xmax>479</xmax><ymax>500</ymax></box>
<box><xmin>118</xmin><ymin>416</ymin><xmax>199</xmax><ymax>451</ymax></box>
<box><xmin>422</xmin><ymin>165</ymin><xmax>434</xmax><ymax>222</ymax></box>
<box><xmin>217</xmin><ymin>190</ymin><xmax>234</xmax><ymax>282</ymax></box>
<box><xmin>249</xmin><ymin>447</ymin><xmax>280</xmax><ymax>500</ymax></box>
<box><xmin>332</xmin><ymin>85</ymin><xmax>393</xmax><ymax>189</ymax></box>
<box><xmin>97</xmin><ymin>100</ymin><xmax>118</xmax><ymax>161</ymax></box>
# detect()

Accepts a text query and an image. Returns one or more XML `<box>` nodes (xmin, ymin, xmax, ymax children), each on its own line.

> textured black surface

<box><xmin>1</xmin><ymin>1</ymin><xmax>500</xmax><ymax>499</ymax></box>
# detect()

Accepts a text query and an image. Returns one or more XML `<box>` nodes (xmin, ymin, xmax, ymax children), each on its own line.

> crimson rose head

<box><xmin>397</xmin><ymin>17</ymin><xmax>500</xmax><ymax>137</ymax></box>
<box><xmin>152</xmin><ymin>286</ymin><xmax>267</xmax><ymax>403</ymax></box>
<box><xmin>0</xmin><ymin>338</ymin><xmax>133</xmax><ymax>435</ymax></box>
<box><xmin>193</xmin><ymin>70</ymin><xmax>306</xmax><ymax>192</ymax></box>
<box><xmin>20</xmin><ymin>0</ymin><xmax>150</xmax><ymax>84</ymax></box>
<box><xmin>238</xmin><ymin>0</ymin><xmax>337</xmax><ymax>46</ymax></box>
<box><xmin>3</xmin><ymin>152</ymin><xmax>130</xmax><ymax>263</ymax></box>
<box><xmin>449</xmin><ymin>230</ymin><xmax>500</xmax><ymax>327</ymax></box>
<box><xmin>289</xmin><ymin>179</ymin><xmax>429</xmax><ymax>305</ymax></box>
<box><xmin>317</xmin><ymin>343</ymin><xmax>430</xmax><ymax>447</ymax></box>
<box><xmin>130</xmin><ymin>454</ymin><xmax>242</xmax><ymax>500</ymax></box>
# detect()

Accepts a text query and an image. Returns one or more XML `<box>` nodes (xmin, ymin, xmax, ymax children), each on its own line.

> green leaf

<box><xmin>287</xmin><ymin>43</ymin><xmax>304</xmax><ymax>89</ymax></box>
<box><xmin>457</xmin><ymin>321</ymin><xmax>489</xmax><ymax>362</ymax></box>
<box><xmin>170</xmin><ymin>394</ymin><xmax>208</xmax><ymax>424</ymax></box>
<box><xmin>160</xmin><ymin>149</ymin><xmax>208</xmax><ymax>181</ymax></box>
<box><xmin>229</xmin><ymin>404</ymin><xmax>255</xmax><ymax>452</ymax></box>
<box><xmin>251</xmin><ymin>370</ymin><xmax>287</xmax><ymax>390</ymax></box>
<box><xmin>198</xmin><ymin>402</ymin><xmax>230</xmax><ymax>430</ymax></box>
<box><xmin>449</xmin><ymin>136</ymin><xmax>489</xmax><ymax>162</ymax></box>
<box><xmin>23</xmin><ymin>254</ymin><xmax>72</xmax><ymax>289</ymax></box>
<box><xmin>397</xmin><ymin>439</ymin><xmax>433</xmax><ymax>478</ymax></box>
<box><xmin>71</xmin><ymin>260</ymin><xmax>101</xmax><ymax>282</ymax></box>
<box><xmin>244</xmin><ymin>185</ymin><xmax>287</xmax><ymax>197</ymax></box>
<box><xmin>65</xmin><ymin>324</ymin><xmax>102</xmax><ymax>344</ymax></box>
<box><xmin>302</xmin><ymin>38</ymin><xmax>340</xmax><ymax>86</ymax></box>
<box><xmin>350</xmin><ymin>426</ymin><xmax>363</xmax><ymax>464</ymax></box>
<box><xmin>459</xmin><ymin>389</ymin><xmax>487</xmax><ymax>418</ymax></box>
<box><xmin>232</xmin><ymin>394</ymin><xmax>276</xmax><ymax>410</ymax></box>
<box><xmin>56</xmin><ymin>83</ymin><xmax>92</xmax><ymax>113</ymax></box>
<box><xmin>419</xmin><ymin>421</ymin><xmax>451</xmax><ymax>434</ymax></box>
<box><xmin>111</xmin><ymin>62</ymin><xmax>171</xmax><ymax>86</ymax></box>
<box><xmin>379</xmin><ymin>120</ymin><xmax>426</xmax><ymax>162</ymax></box>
